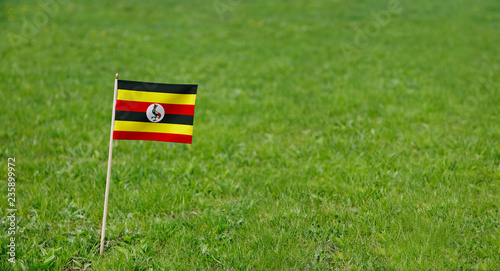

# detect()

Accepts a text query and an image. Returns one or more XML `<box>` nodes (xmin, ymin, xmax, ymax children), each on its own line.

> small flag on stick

<box><xmin>100</xmin><ymin>74</ymin><xmax>198</xmax><ymax>254</ymax></box>
<box><xmin>113</xmin><ymin>79</ymin><xmax>198</xmax><ymax>144</ymax></box>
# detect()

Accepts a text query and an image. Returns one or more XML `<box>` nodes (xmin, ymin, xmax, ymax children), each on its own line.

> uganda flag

<box><xmin>113</xmin><ymin>80</ymin><xmax>198</xmax><ymax>144</ymax></box>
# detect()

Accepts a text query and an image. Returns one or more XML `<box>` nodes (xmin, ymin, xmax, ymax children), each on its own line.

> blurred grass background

<box><xmin>0</xmin><ymin>0</ymin><xmax>499</xmax><ymax>269</ymax></box>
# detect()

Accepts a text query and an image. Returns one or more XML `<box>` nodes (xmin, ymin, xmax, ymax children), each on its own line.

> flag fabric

<box><xmin>113</xmin><ymin>80</ymin><xmax>198</xmax><ymax>144</ymax></box>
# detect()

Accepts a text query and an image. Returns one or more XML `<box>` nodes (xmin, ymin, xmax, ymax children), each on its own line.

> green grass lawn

<box><xmin>1</xmin><ymin>0</ymin><xmax>499</xmax><ymax>269</ymax></box>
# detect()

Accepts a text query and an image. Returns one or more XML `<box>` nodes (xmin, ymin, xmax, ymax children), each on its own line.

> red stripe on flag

<box><xmin>115</xmin><ymin>100</ymin><xmax>195</xmax><ymax>115</ymax></box>
<box><xmin>113</xmin><ymin>131</ymin><xmax>193</xmax><ymax>144</ymax></box>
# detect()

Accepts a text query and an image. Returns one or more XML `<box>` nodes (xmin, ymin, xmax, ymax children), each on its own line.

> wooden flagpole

<box><xmin>100</xmin><ymin>73</ymin><xmax>119</xmax><ymax>254</ymax></box>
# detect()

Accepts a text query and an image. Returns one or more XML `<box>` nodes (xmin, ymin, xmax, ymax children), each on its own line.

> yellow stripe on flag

<box><xmin>114</xmin><ymin>120</ymin><xmax>193</xmax><ymax>135</ymax></box>
<box><xmin>117</xmin><ymin>89</ymin><xmax>196</xmax><ymax>105</ymax></box>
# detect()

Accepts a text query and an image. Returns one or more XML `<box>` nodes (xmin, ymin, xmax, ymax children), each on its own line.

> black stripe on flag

<box><xmin>118</xmin><ymin>80</ymin><xmax>197</xmax><ymax>94</ymax></box>
<box><xmin>115</xmin><ymin>111</ymin><xmax>194</xmax><ymax>125</ymax></box>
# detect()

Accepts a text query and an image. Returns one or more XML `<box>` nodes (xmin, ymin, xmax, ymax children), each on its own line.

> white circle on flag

<box><xmin>146</xmin><ymin>103</ymin><xmax>165</xmax><ymax>123</ymax></box>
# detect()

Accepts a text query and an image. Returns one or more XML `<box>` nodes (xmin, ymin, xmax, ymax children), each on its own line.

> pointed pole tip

<box><xmin>115</xmin><ymin>73</ymin><xmax>119</xmax><ymax>79</ymax></box>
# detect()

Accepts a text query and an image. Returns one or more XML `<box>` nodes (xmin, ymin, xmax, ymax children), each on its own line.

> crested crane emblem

<box><xmin>146</xmin><ymin>103</ymin><xmax>165</xmax><ymax>123</ymax></box>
